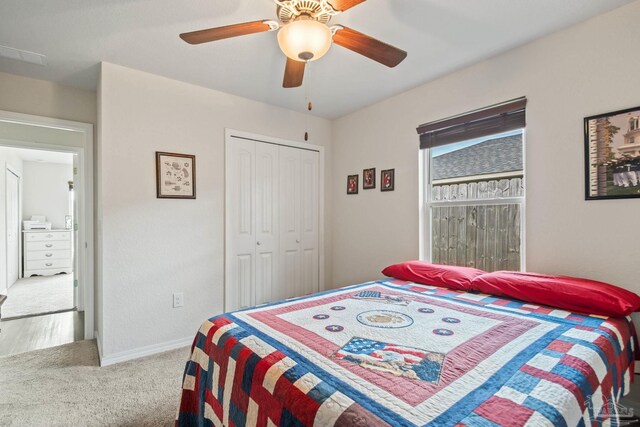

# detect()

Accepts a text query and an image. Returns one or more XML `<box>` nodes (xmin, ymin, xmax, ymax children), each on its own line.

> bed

<box><xmin>176</xmin><ymin>278</ymin><xmax>637</xmax><ymax>426</ymax></box>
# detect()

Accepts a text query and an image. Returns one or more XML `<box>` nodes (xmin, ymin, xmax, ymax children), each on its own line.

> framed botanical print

<box><xmin>363</xmin><ymin>167</ymin><xmax>376</xmax><ymax>189</ymax></box>
<box><xmin>156</xmin><ymin>152</ymin><xmax>196</xmax><ymax>199</ymax></box>
<box><xmin>381</xmin><ymin>169</ymin><xmax>395</xmax><ymax>192</ymax></box>
<box><xmin>347</xmin><ymin>174</ymin><xmax>359</xmax><ymax>195</ymax></box>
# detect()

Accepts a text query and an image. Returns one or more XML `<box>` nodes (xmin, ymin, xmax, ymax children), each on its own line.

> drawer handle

<box><xmin>45</xmin><ymin>263</ymin><xmax>53</xmax><ymax>267</ymax></box>
<box><xmin>45</xmin><ymin>253</ymin><xmax>53</xmax><ymax>257</ymax></box>
<box><xmin>45</xmin><ymin>244</ymin><xmax>53</xmax><ymax>248</ymax></box>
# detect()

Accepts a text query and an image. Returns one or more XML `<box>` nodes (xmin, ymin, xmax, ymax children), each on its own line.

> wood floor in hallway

<box><xmin>0</xmin><ymin>310</ymin><xmax>83</xmax><ymax>357</ymax></box>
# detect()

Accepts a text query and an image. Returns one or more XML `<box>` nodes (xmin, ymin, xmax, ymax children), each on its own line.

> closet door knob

<box><xmin>256</xmin><ymin>241</ymin><xmax>261</xmax><ymax>246</ymax></box>
<box><xmin>296</xmin><ymin>239</ymin><xmax>300</xmax><ymax>243</ymax></box>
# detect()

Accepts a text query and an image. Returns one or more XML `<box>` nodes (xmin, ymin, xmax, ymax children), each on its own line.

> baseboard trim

<box><xmin>98</xmin><ymin>336</ymin><xmax>193</xmax><ymax>367</ymax></box>
<box><xmin>95</xmin><ymin>330</ymin><xmax>103</xmax><ymax>364</ymax></box>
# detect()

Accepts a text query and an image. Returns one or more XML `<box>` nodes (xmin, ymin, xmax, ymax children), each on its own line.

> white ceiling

<box><xmin>0</xmin><ymin>146</ymin><xmax>74</xmax><ymax>165</ymax></box>
<box><xmin>0</xmin><ymin>0</ymin><xmax>632</xmax><ymax>119</ymax></box>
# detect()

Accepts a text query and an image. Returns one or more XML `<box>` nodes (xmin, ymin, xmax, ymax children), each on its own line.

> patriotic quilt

<box><xmin>176</xmin><ymin>280</ymin><xmax>637</xmax><ymax>427</ymax></box>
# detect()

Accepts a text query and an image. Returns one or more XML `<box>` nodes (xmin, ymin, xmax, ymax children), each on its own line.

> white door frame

<box><xmin>224</xmin><ymin>128</ymin><xmax>326</xmax><ymax>312</ymax></box>
<box><xmin>5</xmin><ymin>166</ymin><xmax>21</xmax><ymax>290</ymax></box>
<box><xmin>0</xmin><ymin>110</ymin><xmax>94</xmax><ymax>340</ymax></box>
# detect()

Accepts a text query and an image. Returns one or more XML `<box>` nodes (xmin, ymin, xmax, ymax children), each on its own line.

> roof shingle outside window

<box><xmin>431</xmin><ymin>134</ymin><xmax>523</xmax><ymax>181</ymax></box>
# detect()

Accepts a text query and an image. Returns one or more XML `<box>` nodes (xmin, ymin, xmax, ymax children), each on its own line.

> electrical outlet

<box><xmin>173</xmin><ymin>292</ymin><xmax>184</xmax><ymax>308</ymax></box>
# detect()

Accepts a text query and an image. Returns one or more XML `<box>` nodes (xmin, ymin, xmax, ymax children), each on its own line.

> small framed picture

<box><xmin>363</xmin><ymin>168</ymin><xmax>376</xmax><ymax>189</ymax></box>
<box><xmin>347</xmin><ymin>174</ymin><xmax>359</xmax><ymax>195</ymax></box>
<box><xmin>156</xmin><ymin>152</ymin><xmax>196</xmax><ymax>199</ymax></box>
<box><xmin>381</xmin><ymin>169</ymin><xmax>395</xmax><ymax>192</ymax></box>
<box><xmin>584</xmin><ymin>105</ymin><xmax>640</xmax><ymax>200</ymax></box>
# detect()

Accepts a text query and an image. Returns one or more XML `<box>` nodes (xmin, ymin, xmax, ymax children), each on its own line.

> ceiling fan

<box><xmin>179</xmin><ymin>0</ymin><xmax>407</xmax><ymax>88</ymax></box>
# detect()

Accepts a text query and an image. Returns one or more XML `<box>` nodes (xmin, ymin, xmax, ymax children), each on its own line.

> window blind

<box><xmin>417</xmin><ymin>97</ymin><xmax>527</xmax><ymax>149</ymax></box>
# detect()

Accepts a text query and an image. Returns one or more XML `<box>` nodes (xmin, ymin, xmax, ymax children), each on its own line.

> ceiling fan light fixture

<box><xmin>277</xmin><ymin>17</ymin><xmax>332</xmax><ymax>62</ymax></box>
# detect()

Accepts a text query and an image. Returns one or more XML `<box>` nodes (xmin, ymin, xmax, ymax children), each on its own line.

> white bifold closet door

<box><xmin>278</xmin><ymin>146</ymin><xmax>319</xmax><ymax>301</ymax></box>
<box><xmin>225</xmin><ymin>138</ymin><xmax>319</xmax><ymax>311</ymax></box>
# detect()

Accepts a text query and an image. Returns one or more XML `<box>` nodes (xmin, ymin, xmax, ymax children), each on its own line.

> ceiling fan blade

<box><xmin>327</xmin><ymin>0</ymin><xmax>366</xmax><ymax>11</ymax></box>
<box><xmin>333</xmin><ymin>26</ymin><xmax>407</xmax><ymax>68</ymax></box>
<box><xmin>283</xmin><ymin>58</ymin><xmax>305</xmax><ymax>88</ymax></box>
<box><xmin>180</xmin><ymin>20</ymin><xmax>273</xmax><ymax>45</ymax></box>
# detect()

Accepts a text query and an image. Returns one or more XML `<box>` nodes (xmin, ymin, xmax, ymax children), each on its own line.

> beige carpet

<box><xmin>3</xmin><ymin>275</ymin><xmax>74</xmax><ymax>318</ymax></box>
<box><xmin>0</xmin><ymin>339</ymin><xmax>190</xmax><ymax>426</ymax></box>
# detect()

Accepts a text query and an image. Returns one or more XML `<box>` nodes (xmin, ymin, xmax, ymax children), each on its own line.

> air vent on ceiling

<box><xmin>0</xmin><ymin>44</ymin><xmax>47</xmax><ymax>66</ymax></box>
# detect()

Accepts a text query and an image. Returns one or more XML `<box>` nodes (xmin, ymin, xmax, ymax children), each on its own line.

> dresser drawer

<box><xmin>24</xmin><ymin>268</ymin><xmax>72</xmax><ymax>277</ymax></box>
<box><xmin>26</xmin><ymin>249</ymin><xmax>71</xmax><ymax>261</ymax></box>
<box><xmin>26</xmin><ymin>240</ymin><xmax>71</xmax><ymax>251</ymax></box>
<box><xmin>26</xmin><ymin>258</ymin><xmax>72</xmax><ymax>270</ymax></box>
<box><xmin>25</xmin><ymin>231</ymin><xmax>71</xmax><ymax>242</ymax></box>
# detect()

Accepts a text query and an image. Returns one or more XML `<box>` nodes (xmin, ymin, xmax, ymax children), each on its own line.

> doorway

<box><xmin>0</xmin><ymin>110</ymin><xmax>93</xmax><ymax>356</ymax></box>
<box><xmin>1</xmin><ymin>147</ymin><xmax>77</xmax><ymax>320</ymax></box>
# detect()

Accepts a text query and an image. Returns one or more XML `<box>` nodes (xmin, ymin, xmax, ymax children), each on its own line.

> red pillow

<box><xmin>471</xmin><ymin>271</ymin><xmax>640</xmax><ymax>317</ymax></box>
<box><xmin>382</xmin><ymin>261</ymin><xmax>486</xmax><ymax>291</ymax></box>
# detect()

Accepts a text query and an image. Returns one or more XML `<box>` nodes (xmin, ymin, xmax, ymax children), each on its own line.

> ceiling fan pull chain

<box><xmin>304</xmin><ymin>64</ymin><xmax>313</xmax><ymax>141</ymax></box>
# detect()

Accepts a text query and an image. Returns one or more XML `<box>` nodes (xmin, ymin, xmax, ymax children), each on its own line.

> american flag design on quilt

<box><xmin>176</xmin><ymin>280</ymin><xmax>638</xmax><ymax>427</ymax></box>
<box><xmin>333</xmin><ymin>337</ymin><xmax>445</xmax><ymax>383</ymax></box>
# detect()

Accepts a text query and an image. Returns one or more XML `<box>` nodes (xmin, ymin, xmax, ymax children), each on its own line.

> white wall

<box><xmin>0</xmin><ymin>147</ymin><xmax>23</xmax><ymax>294</ymax></box>
<box><xmin>331</xmin><ymin>1</ymin><xmax>640</xmax><ymax>295</ymax></box>
<box><xmin>0</xmin><ymin>71</ymin><xmax>96</xmax><ymax>125</ymax></box>
<box><xmin>22</xmin><ymin>161</ymin><xmax>73</xmax><ymax>230</ymax></box>
<box><xmin>97</xmin><ymin>62</ymin><xmax>333</xmax><ymax>359</ymax></box>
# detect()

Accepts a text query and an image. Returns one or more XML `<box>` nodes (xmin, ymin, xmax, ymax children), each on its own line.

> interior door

<box><xmin>279</xmin><ymin>146</ymin><xmax>302</xmax><ymax>299</ymax></box>
<box><xmin>225</xmin><ymin>134</ymin><xmax>322</xmax><ymax>310</ymax></box>
<box><xmin>225</xmin><ymin>138</ymin><xmax>256</xmax><ymax>311</ymax></box>
<box><xmin>299</xmin><ymin>150</ymin><xmax>320</xmax><ymax>295</ymax></box>
<box><xmin>254</xmin><ymin>142</ymin><xmax>279</xmax><ymax>305</ymax></box>
<box><xmin>6</xmin><ymin>169</ymin><xmax>20</xmax><ymax>289</ymax></box>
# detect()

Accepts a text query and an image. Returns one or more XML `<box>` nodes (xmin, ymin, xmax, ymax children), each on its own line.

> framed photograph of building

<box><xmin>381</xmin><ymin>169</ymin><xmax>395</xmax><ymax>192</ymax></box>
<box><xmin>363</xmin><ymin>167</ymin><xmax>376</xmax><ymax>189</ymax></box>
<box><xmin>156</xmin><ymin>152</ymin><xmax>196</xmax><ymax>199</ymax></box>
<box><xmin>584</xmin><ymin>106</ymin><xmax>640</xmax><ymax>200</ymax></box>
<box><xmin>347</xmin><ymin>174</ymin><xmax>358</xmax><ymax>195</ymax></box>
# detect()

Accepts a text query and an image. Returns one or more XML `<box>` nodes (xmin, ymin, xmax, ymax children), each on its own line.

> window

<box><xmin>417</xmin><ymin>99</ymin><xmax>526</xmax><ymax>272</ymax></box>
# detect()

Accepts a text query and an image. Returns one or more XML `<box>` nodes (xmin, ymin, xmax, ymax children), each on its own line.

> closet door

<box><xmin>226</xmin><ymin>135</ymin><xmax>321</xmax><ymax>311</ymax></box>
<box><xmin>225</xmin><ymin>139</ymin><xmax>255</xmax><ymax>311</ymax></box>
<box><xmin>300</xmin><ymin>150</ymin><xmax>319</xmax><ymax>296</ymax></box>
<box><xmin>278</xmin><ymin>146</ymin><xmax>302</xmax><ymax>299</ymax></box>
<box><xmin>254</xmin><ymin>143</ymin><xmax>279</xmax><ymax>305</ymax></box>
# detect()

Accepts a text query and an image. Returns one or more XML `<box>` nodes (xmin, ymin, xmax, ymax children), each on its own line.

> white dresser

<box><xmin>23</xmin><ymin>230</ymin><xmax>73</xmax><ymax>277</ymax></box>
